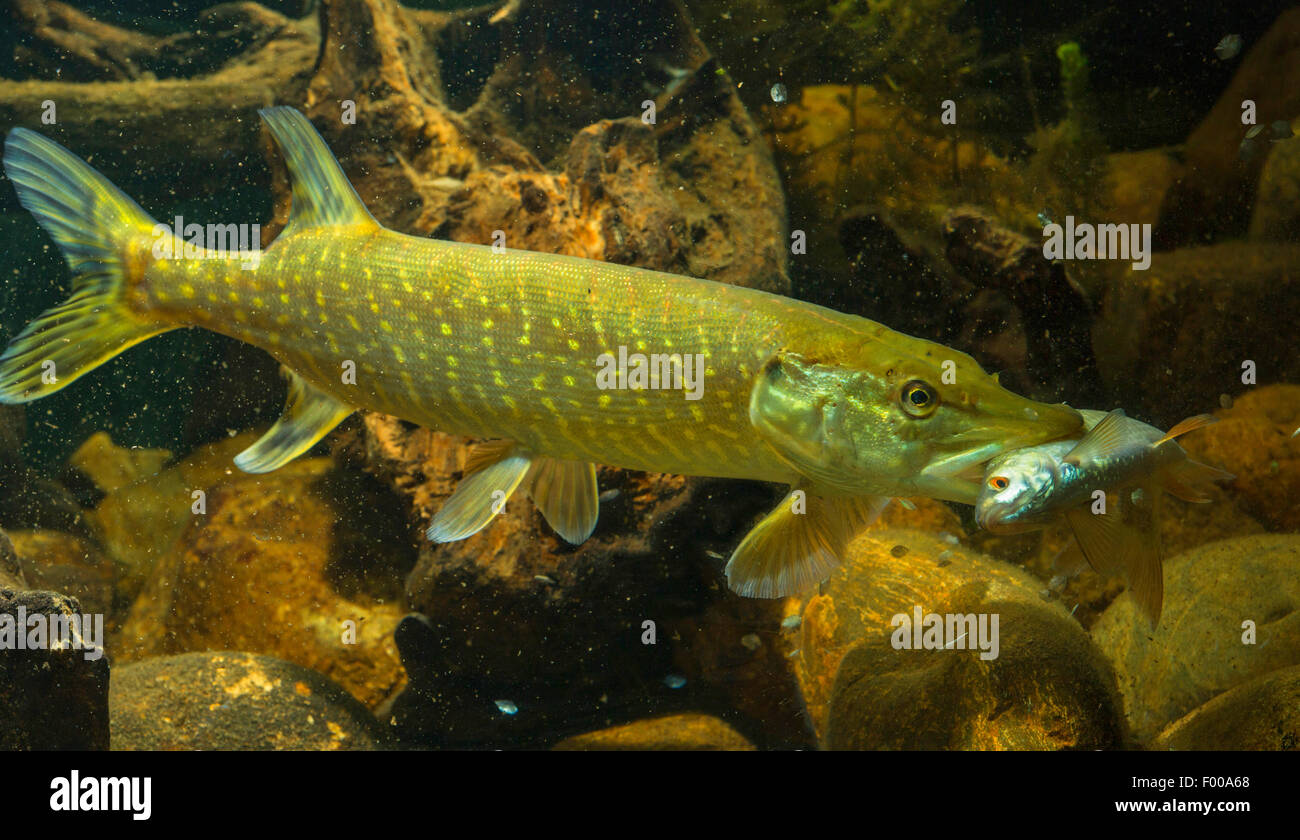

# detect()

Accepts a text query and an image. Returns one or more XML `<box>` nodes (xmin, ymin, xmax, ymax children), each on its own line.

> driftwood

<box><xmin>943</xmin><ymin>207</ymin><xmax>1104</xmax><ymax>407</ymax></box>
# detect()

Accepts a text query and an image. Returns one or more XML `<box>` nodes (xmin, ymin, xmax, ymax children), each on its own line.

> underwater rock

<box><xmin>0</xmin><ymin>529</ymin><xmax>24</xmax><ymax>591</ymax></box>
<box><xmin>0</xmin><ymin>589</ymin><xmax>109</xmax><ymax>750</ymax></box>
<box><xmin>825</xmin><ymin>599</ymin><xmax>1125</xmax><ymax>750</ymax></box>
<box><xmin>1178</xmin><ymin>385</ymin><xmax>1300</xmax><ymax>532</ymax></box>
<box><xmin>1153</xmin><ymin>8</ymin><xmax>1300</xmax><ymax>246</ymax></box>
<box><xmin>1092</xmin><ymin>244</ymin><xmax>1300</xmax><ymax>423</ymax></box>
<box><xmin>117</xmin><ymin>457</ymin><xmax>412</xmax><ymax>710</ymax></box>
<box><xmin>110</xmin><ymin>651</ymin><xmax>389</xmax><ymax>750</ymax></box>
<box><xmin>1249</xmin><ymin>117</ymin><xmax>1300</xmax><ymax>242</ymax></box>
<box><xmin>6</xmin><ymin>530</ymin><xmax>114</xmax><ymax>622</ymax></box>
<box><xmin>68</xmin><ymin>432</ymin><xmax>172</xmax><ymax>496</ymax></box>
<box><xmin>786</xmin><ymin>528</ymin><xmax>1124</xmax><ymax>748</ymax></box>
<box><xmin>552</xmin><ymin>713</ymin><xmax>754</xmax><ymax>750</ymax></box>
<box><xmin>1092</xmin><ymin>534</ymin><xmax>1300</xmax><ymax>745</ymax></box>
<box><xmin>1103</xmin><ymin>149</ymin><xmax>1182</xmax><ymax>232</ymax></box>
<box><xmin>73</xmin><ymin>431</ymin><xmax>258</xmax><ymax>604</ymax></box>
<box><xmin>1152</xmin><ymin>664</ymin><xmax>1300</xmax><ymax>751</ymax></box>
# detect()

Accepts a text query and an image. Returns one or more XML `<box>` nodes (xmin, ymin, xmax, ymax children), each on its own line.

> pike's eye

<box><xmin>900</xmin><ymin>380</ymin><xmax>939</xmax><ymax>418</ymax></box>
<box><xmin>988</xmin><ymin>476</ymin><xmax>1009</xmax><ymax>491</ymax></box>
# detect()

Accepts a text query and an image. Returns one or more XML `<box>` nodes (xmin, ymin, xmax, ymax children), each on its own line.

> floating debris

<box><xmin>597</xmin><ymin>488</ymin><xmax>620</xmax><ymax>503</ymax></box>
<box><xmin>1269</xmin><ymin>120</ymin><xmax>1294</xmax><ymax>143</ymax></box>
<box><xmin>1214</xmin><ymin>34</ymin><xmax>1243</xmax><ymax>61</ymax></box>
<box><xmin>890</xmin><ymin>544</ymin><xmax>909</xmax><ymax>558</ymax></box>
<box><xmin>780</xmin><ymin>614</ymin><xmax>802</xmax><ymax>630</ymax></box>
<box><xmin>533</xmin><ymin>574</ymin><xmax>556</xmax><ymax>585</ymax></box>
<box><xmin>1219</xmin><ymin>393</ymin><xmax>1234</xmax><ymax>410</ymax></box>
<box><xmin>740</xmin><ymin>633</ymin><xmax>761</xmax><ymax>651</ymax></box>
<box><xmin>704</xmin><ymin>549</ymin><xmax>725</xmax><ymax>560</ymax></box>
<box><xmin>494</xmin><ymin>699</ymin><xmax>518</xmax><ymax>715</ymax></box>
<box><xmin>939</xmin><ymin>532</ymin><xmax>960</xmax><ymax>546</ymax></box>
<box><xmin>936</xmin><ymin>550</ymin><xmax>953</xmax><ymax>567</ymax></box>
<box><xmin>1037</xmin><ymin>209</ymin><xmax>1054</xmax><ymax>227</ymax></box>
<box><xmin>1292</xmin><ymin>427</ymin><xmax>1299</xmax><ymax>439</ymax></box>
<box><xmin>895</xmin><ymin>498</ymin><xmax>917</xmax><ymax>511</ymax></box>
<box><xmin>770</xmin><ymin>82</ymin><xmax>788</xmax><ymax>104</ymax></box>
<box><xmin>663</xmin><ymin>674</ymin><xmax>686</xmax><ymax>690</ymax></box>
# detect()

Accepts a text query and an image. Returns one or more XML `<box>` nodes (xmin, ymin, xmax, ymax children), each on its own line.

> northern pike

<box><xmin>0</xmin><ymin>107</ymin><xmax>1082</xmax><ymax>597</ymax></box>
<box><xmin>974</xmin><ymin>408</ymin><xmax>1234</xmax><ymax>623</ymax></box>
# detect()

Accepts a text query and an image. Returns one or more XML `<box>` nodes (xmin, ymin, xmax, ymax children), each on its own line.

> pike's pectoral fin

<box><xmin>1064</xmin><ymin>485</ymin><xmax>1164</xmax><ymax>626</ymax></box>
<box><xmin>234</xmin><ymin>369</ymin><xmax>354</xmax><ymax>473</ymax></box>
<box><xmin>725</xmin><ymin>490</ymin><xmax>888</xmax><ymax>599</ymax></box>
<box><xmin>523</xmin><ymin>458</ymin><xmax>599</xmax><ymax>544</ymax></box>
<box><xmin>257</xmin><ymin>106</ymin><xmax>379</xmax><ymax>236</ymax></box>
<box><xmin>427</xmin><ymin>440</ymin><xmax>531</xmax><ymax>543</ymax></box>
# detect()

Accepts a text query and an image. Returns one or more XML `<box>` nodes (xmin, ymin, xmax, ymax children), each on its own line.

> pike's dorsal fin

<box><xmin>724</xmin><ymin>490</ymin><xmax>887</xmax><ymax>599</ymax></box>
<box><xmin>1063</xmin><ymin>408</ymin><xmax>1141</xmax><ymax>469</ymax></box>
<box><xmin>427</xmin><ymin>441</ymin><xmax>531</xmax><ymax>543</ymax></box>
<box><xmin>234</xmin><ymin>369</ymin><xmax>354</xmax><ymax>473</ymax></box>
<box><xmin>1154</xmin><ymin>413</ymin><xmax>1218</xmax><ymax>446</ymax></box>
<box><xmin>257</xmin><ymin>106</ymin><xmax>378</xmax><ymax>235</ymax></box>
<box><xmin>523</xmin><ymin>458</ymin><xmax>599</xmax><ymax>544</ymax></box>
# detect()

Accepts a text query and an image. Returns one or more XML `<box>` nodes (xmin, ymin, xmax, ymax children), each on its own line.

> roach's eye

<box><xmin>900</xmin><ymin>379</ymin><xmax>939</xmax><ymax>418</ymax></box>
<box><xmin>988</xmin><ymin>476</ymin><xmax>1009</xmax><ymax>491</ymax></box>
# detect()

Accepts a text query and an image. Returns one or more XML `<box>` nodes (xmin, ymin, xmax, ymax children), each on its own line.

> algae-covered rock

<box><xmin>786</xmin><ymin>528</ymin><xmax>1124</xmax><ymax>748</ymax></box>
<box><xmin>1092</xmin><ymin>534</ymin><xmax>1300</xmax><ymax>745</ymax></box>
<box><xmin>1152</xmin><ymin>664</ymin><xmax>1300</xmax><ymax>751</ymax></box>
<box><xmin>0</xmin><ymin>528</ymin><xmax>24</xmax><ymax>591</ymax></box>
<box><xmin>6</xmin><ymin>530</ymin><xmax>113</xmax><ymax>621</ymax></box>
<box><xmin>1093</xmin><ymin>245</ymin><xmax>1300</xmax><ymax>423</ymax></box>
<box><xmin>1178</xmin><ymin>385</ymin><xmax>1300</xmax><ymax>532</ymax></box>
<box><xmin>1249</xmin><ymin>117</ymin><xmax>1300</xmax><ymax>242</ymax></box>
<box><xmin>0</xmin><ymin>589</ymin><xmax>109</xmax><ymax>750</ymax></box>
<box><xmin>825</xmin><ymin>599</ymin><xmax>1125</xmax><ymax>750</ymax></box>
<box><xmin>72</xmin><ymin>431</ymin><xmax>262</xmax><ymax>603</ymax></box>
<box><xmin>109</xmin><ymin>652</ymin><xmax>388</xmax><ymax>750</ymax></box>
<box><xmin>117</xmin><ymin>458</ymin><xmax>412</xmax><ymax>710</ymax></box>
<box><xmin>553</xmin><ymin>713</ymin><xmax>754</xmax><ymax>751</ymax></box>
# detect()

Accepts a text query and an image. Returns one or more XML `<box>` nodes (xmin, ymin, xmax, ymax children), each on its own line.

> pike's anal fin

<box><xmin>725</xmin><ymin>490</ymin><xmax>888</xmax><ymax>599</ymax></box>
<box><xmin>234</xmin><ymin>369</ymin><xmax>354</xmax><ymax>473</ymax></box>
<box><xmin>523</xmin><ymin>458</ymin><xmax>599</xmax><ymax>544</ymax></box>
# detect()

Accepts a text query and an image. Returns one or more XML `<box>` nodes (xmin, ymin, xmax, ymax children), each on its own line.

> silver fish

<box><xmin>974</xmin><ymin>408</ymin><xmax>1233</xmax><ymax>624</ymax></box>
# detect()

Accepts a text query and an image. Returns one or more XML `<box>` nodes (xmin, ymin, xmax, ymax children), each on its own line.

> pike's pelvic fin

<box><xmin>427</xmin><ymin>440</ymin><xmax>601</xmax><ymax>545</ymax></box>
<box><xmin>0</xmin><ymin>127</ymin><xmax>174</xmax><ymax>403</ymax></box>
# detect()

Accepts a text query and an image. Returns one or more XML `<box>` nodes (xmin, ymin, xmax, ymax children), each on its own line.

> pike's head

<box><xmin>749</xmin><ymin>340</ymin><xmax>1081</xmax><ymax>504</ymax></box>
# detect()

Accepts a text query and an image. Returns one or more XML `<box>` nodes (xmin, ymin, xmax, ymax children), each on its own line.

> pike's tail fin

<box><xmin>0</xmin><ymin>127</ymin><xmax>172</xmax><ymax>403</ymax></box>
